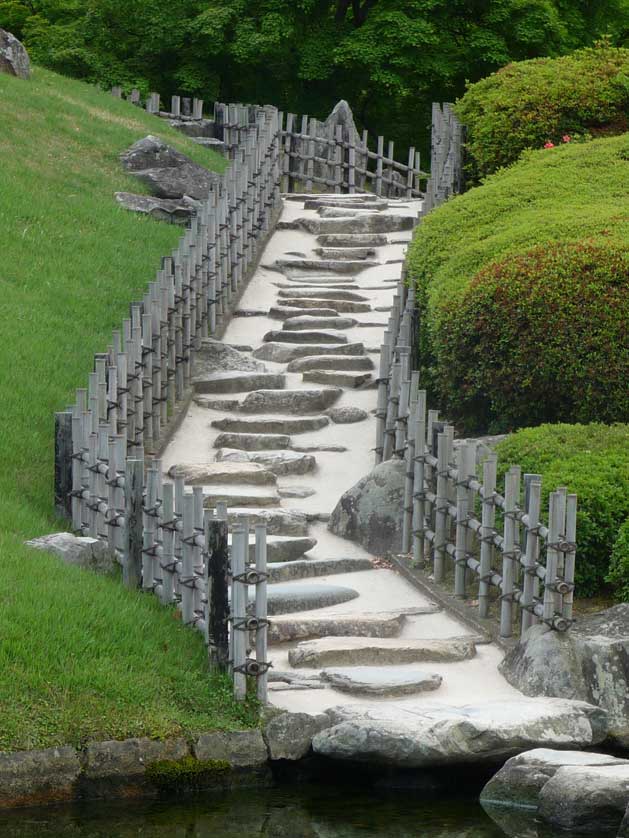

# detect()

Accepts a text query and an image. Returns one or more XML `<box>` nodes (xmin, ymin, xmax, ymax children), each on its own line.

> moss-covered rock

<box><xmin>146</xmin><ymin>755</ymin><xmax>231</xmax><ymax>792</ymax></box>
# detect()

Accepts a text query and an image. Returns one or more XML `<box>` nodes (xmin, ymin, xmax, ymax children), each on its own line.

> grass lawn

<box><xmin>0</xmin><ymin>67</ymin><xmax>257</xmax><ymax>751</ymax></box>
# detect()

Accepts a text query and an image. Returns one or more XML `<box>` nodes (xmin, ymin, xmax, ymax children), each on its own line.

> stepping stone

<box><xmin>215</xmin><ymin>448</ymin><xmax>316</xmax><ymax>476</ymax></box>
<box><xmin>314</xmin><ymin>247</ymin><xmax>377</xmax><ymax>260</ymax></box>
<box><xmin>202</xmin><ymin>485</ymin><xmax>280</xmax><ymax>507</ymax></box>
<box><xmin>167</xmin><ymin>462</ymin><xmax>277</xmax><ymax>485</ymax></box>
<box><xmin>287</xmin><ymin>355</ymin><xmax>374</xmax><ymax>372</ymax></box>
<box><xmin>268</xmin><ymin>681</ymin><xmax>325</xmax><ymax>692</ymax></box>
<box><xmin>268</xmin><ymin>557</ymin><xmax>373</xmax><ymax>583</ymax></box>
<box><xmin>328</xmin><ymin>406</ymin><xmax>369</xmax><ymax>423</ymax></box>
<box><xmin>213</xmin><ymin>432</ymin><xmax>291</xmax><ymax>451</ymax></box>
<box><xmin>226</xmin><ymin>507</ymin><xmax>310</xmax><ymax>536</ymax></box>
<box><xmin>238</xmin><ymin>388</ymin><xmax>342</xmax><ymax>414</ymax></box>
<box><xmin>279</xmin><ymin>298</ymin><xmax>372</xmax><ymax>314</ymax></box>
<box><xmin>192</xmin><ymin>371</ymin><xmax>285</xmax><ymax>394</ymax></box>
<box><xmin>291</xmin><ymin>444</ymin><xmax>347</xmax><ymax>453</ymax></box>
<box><xmin>229</xmin><ymin>534</ymin><xmax>317</xmax><ymax>563</ymax></box>
<box><xmin>268</xmin><ymin>613</ymin><xmax>405</xmax><ymax>644</ymax></box>
<box><xmin>303</xmin><ymin>370</ymin><xmax>372</xmax><ymax>388</ymax></box>
<box><xmin>233</xmin><ymin>309</ymin><xmax>267</xmax><ymax>317</ymax></box>
<box><xmin>288</xmin><ymin>637</ymin><xmax>477</xmax><ymax>668</ymax></box>
<box><xmin>282</xmin><ymin>274</ymin><xmax>358</xmax><ymax>283</ymax></box>
<box><xmin>375</xmin><ymin>305</ymin><xmax>393</xmax><ymax>312</ymax></box>
<box><xmin>262</xmin><ymin>329</ymin><xmax>348</xmax><ymax>345</ymax></box>
<box><xmin>282</xmin><ymin>316</ymin><xmax>357</xmax><ymax>331</ymax></box>
<box><xmin>212</xmin><ymin>416</ymin><xmax>330</xmax><ymax>434</ymax></box>
<box><xmin>253</xmin><ymin>342</ymin><xmax>365</xmax><ymax>363</ymax></box>
<box><xmin>273</xmin><ymin>258</ymin><xmax>379</xmax><ymax>275</ymax></box>
<box><xmin>319</xmin><ymin>208</ymin><xmax>377</xmax><ymax>218</ymax></box>
<box><xmin>192</xmin><ymin>339</ymin><xmax>266</xmax><ymax>375</ymax></box>
<box><xmin>306</xmin><ymin>199</ymin><xmax>386</xmax><ymax>210</ymax></box>
<box><xmin>194</xmin><ymin>396</ymin><xmax>240</xmax><ymax>411</ymax></box>
<box><xmin>259</xmin><ymin>583</ymin><xmax>359</xmax><ymax>616</ymax></box>
<box><xmin>317</xmin><ymin>233</ymin><xmax>388</xmax><ymax>248</ymax></box>
<box><xmin>269</xmin><ymin>306</ymin><xmax>339</xmax><ymax>321</ymax></box>
<box><xmin>278</xmin><ymin>289</ymin><xmax>368</xmax><ymax>301</ymax></box>
<box><xmin>300</xmin><ymin>215</ymin><xmax>416</xmax><ymax>235</ymax></box>
<box><xmin>279</xmin><ymin>487</ymin><xmax>316</xmax><ymax>499</ymax></box>
<box><xmin>320</xmin><ymin>667</ymin><xmax>443</xmax><ymax>697</ymax></box>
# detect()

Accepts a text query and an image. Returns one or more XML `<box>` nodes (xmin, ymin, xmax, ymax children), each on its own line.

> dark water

<box><xmin>0</xmin><ymin>786</ymin><xmax>585</xmax><ymax>838</ymax></box>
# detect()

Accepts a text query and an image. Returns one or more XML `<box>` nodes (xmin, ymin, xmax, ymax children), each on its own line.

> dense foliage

<box><xmin>407</xmin><ymin>132</ymin><xmax>629</xmax><ymax>434</ymax></box>
<box><xmin>609</xmin><ymin>519</ymin><xmax>629</xmax><ymax>600</ymax></box>
<box><xmin>495</xmin><ymin>424</ymin><xmax>629</xmax><ymax>598</ymax></box>
<box><xmin>456</xmin><ymin>44</ymin><xmax>629</xmax><ymax>180</ymax></box>
<box><xmin>2</xmin><ymin>0</ymin><xmax>628</xmax><ymax>153</ymax></box>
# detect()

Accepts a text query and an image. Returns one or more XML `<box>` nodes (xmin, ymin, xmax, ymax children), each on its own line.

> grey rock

<box><xmin>453</xmin><ymin>434</ymin><xmax>508</xmax><ymax>466</ymax></box>
<box><xmin>303</xmin><ymin>370</ymin><xmax>372</xmax><ymax>388</ymax></box>
<box><xmin>255</xmin><ymin>535</ymin><xmax>317</xmax><ymax>563</ymax></box>
<box><xmin>268</xmin><ymin>612</ymin><xmax>404</xmax><ymax>643</ymax></box>
<box><xmin>291</xmin><ymin>444</ymin><xmax>348</xmax><ymax>452</ymax></box>
<box><xmin>328</xmin><ymin>459</ymin><xmax>405</xmax><ymax>555</ymax></box>
<box><xmin>25</xmin><ymin>532</ymin><xmax>116</xmax><ymax>574</ymax></box>
<box><xmin>282</xmin><ymin>316</ymin><xmax>357</xmax><ymax>331</ymax></box>
<box><xmin>269</xmin><ymin>306</ymin><xmax>340</xmax><ymax>320</ymax></box>
<box><xmin>194</xmin><ymin>730</ymin><xmax>268</xmax><ymax>767</ymax></box>
<box><xmin>317</xmin><ymin>233</ymin><xmax>388</xmax><ymax>247</ymax></box>
<box><xmin>278</xmin><ymin>487</ymin><xmax>316</xmax><ymax>499</ymax></box>
<box><xmin>500</xmin><ymin>606</ymin><xmax>629</xmax><ymax>746</ymax></box>
<box><xmin>0</xmin><ymin>746</ymin><xmax>80</xmax><ymax>807</ymax></box>
<box><xmin>0</xmin><ymin>28</ymin><xmax>30</xmax><ymax>79</ymax></box>
<box><xmin>215</xmin><ymin>448</ymin><xmax>316</xmax><ymax>476</ymax></box>
<box><xmin>315</xmin><ymin>247</ymin><xmax>377</xmax><ymax>260</ymax></box>
<box><xmin>226</xmin><ymin>507</ymin><xmax>309</xmax><ymax>536</ymax></box>
<box><xmin>538</xmin><ymin>763</ymin><xmax>629</xmax><ymax>833</ymax></box>
<box><xmin>327</xmin><ymin>406</ymin><xmax>369</xmax><ymax>423</ymax></box>
<box><xmin>278</xmin><ymin>298</ymin><xmax>372</xmax><ymax>313</ymax></box>
<box><xmin>83</xmin><ymin>737</ymin><xmax>188</xmax><ymax>780</ymax></box>
<box><xmin>234</xmin><ymin>308</ymin><xmax>268</xmax><ymax>317</ymax></box>
<box><xmin>264</xmin><ymin>712</ymin><xmax>331</xmax><ymax>761</ymax></box>
<box><xmin>239</xmin><ymin>388</ymin><xmax>342</xmax><ymax>414</ymax></box>
<box><xmin>193</xmin><ymin>371</ymin><xmax>285</xmax><ymax>394</ymax></box>
<box><xmin>115</xmin><ymin>191</ymin><xmax>198</xmax><ymax>224</ymax></box>
<box><xmin>289</xmin><ymin>636</ymin><xmax>476</xmax><ymax>668</ymax></box>
<box><xmin>263</xmin><ymin>329</ymin><xmax>348</xmax><ymax>345</ymax></box>
<box><xmin>288</xmin><ymin>355</ymin><xmax>374</xmax><ymax>373</ymax></box>
<box><xmin>261</xmin><ymin>583</ymin><xmax>359</xmax><ymax>615</ymax></box>
<box><xmin>194</xmin><ymin>396</ymin><xmax>241</xmax><ymax>411</ymax></box>
<box><xmin>167</xmin><ymin>462</ymin><xmax>277</xmax><ymax>485</ymax></box>
<box><xmin>253</xmin><ymin>342</ymin><xmax>365</xmax><ymax>363</ymax></box>
<box><xmin>120</xmin><ymin>135</ymin><xmax>217</xmax><ymax>200</ymax></box>
<box><xmin>202</xmin><ymin>485</ymin><xmax>280</xmax><ymax>508</ymax></box>
<box><xmin>283</xmin><ymin>214</ymin><xmax>415</xmax><ymax>235</ymax></box>
<box><xmin>480</xmin><ymin>748</ymin><xmax>629</xmax><ymax>810</ymax></box>
<box><xmin>191</xmin><ymin>137</ymin><xmax>225</xmax><ymax>153</ymax></box>
<box><xmin>168</xmin><ymin>118</ymin><xmax>216</xmax><ymax>138</ymax></box>
<box><xmin>312</xmin><ymin>698</ymin><xmax>608</xmax><ymax>768</ymax></box>
<box><xmin>321</xmin><ymin>667</ymin><xmax>443</xmax><ymax>697</ymax></box>
<box><xmin>193</xmin><ymin>339</ymin><xmax>266</xmax><ymax>375</ymax></box>
<box><xmin>278</xmin><ymin>288</ymin><xmax>368</xmax><ymax>301</ymax></box>
<box><xmin>273</xmin><ymin>258</ymin><xmax>378</xmax><ymax>274</ymax></box>
<box><xmin>214</xmin><ymin>432</ymin><xmax>291</xmax><ymax>451</ymax></box>
<box><xmin>212</xmin><ymin>416</ymin><xmax>329</xmax><ymax>434</ymax></box>
<box><xmin>268</xmin><ymin>556</ymin><xmax>372</xmax><ymax>583</ymax></box>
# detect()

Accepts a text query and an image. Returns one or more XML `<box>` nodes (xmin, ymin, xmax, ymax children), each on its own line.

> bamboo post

<box><xmin>433</xmin><ymin>429</ymin><xmax>451</xmax><ymax>584</ymax></box>
<box><xmin>478</xmin><ymin>454</ymin><xmax>497</xmax><ymax>619</ymax></box>
<box><xmin>387</xmin><ymin>140</ymin><xmax>394</xmax><ymax>196</ymax></box>
<box><xmin>335</xmin><ymin>125</ymin><xmax>343</xmax><ymax>193</ymax></box>
<box><xmin>520</xmin><ymin>476</ymin><xmax>542</xmax><ymax>635</ymax></box>
<box><xmin>406</xmin><ymin>146</ymin><xmax>415</xmax><ymax>197</ymax></box>
<box><xmin>160</xmin><ymin>482</ymin><xmax>176</xmax><ymax>604</ymax></box>
<box><xmin>231</xmin><ymin>523</ymin><xmax>247</xmax><ymax>700</ymax></box>
<box><xmin>402</xmin><ymin>397</ymin><xmax>416</xmax><ymax>553</ymax></box>
<box><xmin>543</xmin><ymin>491</ymin><xmax>562</xmax><ymax>625</ymax></box>
<box><xmin>142</xmin><ymin>467</ymin><xmax>159</xmax><ymax>591</ymax></box>
<box><xmin>412</xmin><ymin>390</ymin><xmax>427</xmax><ymax>566</ymax></box>
<box><xmin>562</xmin><ymin>494</ymin><xmax>577</xmax><ymax>624</ymax></box>
<box><xmin>382</xmin><ymin>358</ymin><xmax>400</xmax><ymax>461</ymax></box>
<box><xmin>181</xmin><ymin>492</ymin><xmax>195</xmax><ymax>625</ymax></box>
<box><xmin>193</xmin><ymin>486</ymin><xmax>205</xmax><ymax>627</ymax></box>
<box><xmin>299</xmin><ymin>115</ymin><xmax>308</xmax><ymax>189</ymax></box>
<box><xmin>454</xmin><ymin>442</ymin><xmax>475</xmax><ymax>598</ymax></box>
<box><xmin>374</xmin><ymin>341</ymin><xmax>391</xmax><ymax>464</ymax></box>
<box><xmin>54</xmin><ymin>412</ymin><xmax>73</xmax><ymax>519</ymax></box>
<box><xmin>306</xmin><ymin>118</ymin><xmax>315</xmax><ymax>192</ymax></box>
<box><xmin>500</xmin><ymin>467</ymin><xmax>519</xmax><ymax>637</ymax></box>
<box><xmin>171</xmin><ymin>95</ymin><xmax>180</xmax><ymax>117</ymax></box>
<box><xmin>207</xmin><ymin>517</ymin><xmax>229</xmax><ymax>671</ymax></box>
<box><xmin>284</xmin><ymin>113</ymin><xmax>294</xmax><ymax>193</ymax></box>
<box><xmin>255</xmin><ymin>523</ymin><xmax>268</xmax><ymax>703</ymax></box>
<box><xmin>348</xmin><ymin>137</ymin><xmax>356</xmax><ymax>194</ymax></box>
<box><xmin>375</xmin><ymin>136</ymin><xmax>384</xmax><ymax>197</ymax></box>
<box><xmin>123</xmin><ymin>458</ymin><xmax>144</xmax><ymax>588</ymax></box>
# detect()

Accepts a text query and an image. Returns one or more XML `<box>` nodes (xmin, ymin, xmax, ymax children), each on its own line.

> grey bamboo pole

<box><xmin>207</xmin><ymin>517</ymin><xmax>229</xmax><ymax>671</ymax></box>
<box><xmin>478</xmin><ymin>454</ymin><xmax>497</xmax><ymax>619</ymax></box>
<box><xmin>500</xmin><ymin>467</ymin><xmax>519</xmax><ymax>637</ymax></box>
<box><xmin>123</xmin><ymin>457</ymin><xmax>143</xmax><ymax>588</ymax></box>
<box><xmin>543</xmin><ymin>491</ymin><xmax>562</xmax><ymax>625</ymax></box>
<box><xmin>255</xmin><ymin>523</ymin><xmax>268</xmax><ymax>703</ymax></box>
<box><xmin>54</xmin><ymin>412</ymin><xmax>73</xmax><ymax>519</ymax></box>
<box><xmin>181</xmin><ymin>492</ymin><xmax>196</xmax><ymax>625</ymax></box>
<box><xmin>412</xmin><ymin>390</ymin><xmax>427</xmax><ymax>567</ymax></box>
<box><xmin>454</xmin><ymin>442</ymin><xmax>475</xmax><ymax>599</ymax></box>
<box><xmin>562</xmin><ymin>493</ymin><xmax>577</xmax><ymax>624</ymax></box>
<box><xmin>520</xmin><ymin>477</ymin><xmax>542</xmax><ymax>635</ymax></box>
<box><xmin>231</xmin><ymin>523</ymin><xmax>247</xmax><ymax>700</ymax></box>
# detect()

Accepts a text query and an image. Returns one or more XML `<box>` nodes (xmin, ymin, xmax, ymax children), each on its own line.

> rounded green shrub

<box><xmin>437</xmin><ymin>241</ymin><xmax>629</xmax><ymax>433</ymax></box>
<box><xmin>608</xmin><ymin>519</ymin><xmax>629</xmax><ymax>601</ymax></box>
<box><xmin>456</xmin><ymin>44</ymin><xmax>629</xmax><ymax>180</ymax></box>
<box><xmin>495</xmin><ymin>423</ymin><xmax>629</xmax><ymax>598</ymax></box>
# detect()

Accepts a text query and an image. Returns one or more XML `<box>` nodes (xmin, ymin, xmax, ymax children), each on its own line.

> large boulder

<box><xmin>499</xmin><ymin>606</ymin><xmax>629</xmax><ymax>746</ymax></box>
<box><xmin>0</xmin><ymin>29</ymin><xmax>30</xmax><ymax>80</ymax></box>
<box><xmin>539</xmin><ymin>763</ymin><xmax>629</xmax><ymax>833</ymax></box>
<box><xmin>328</xmin><ymin>459</ymin><xmax>405</xmax><ymax>555</ymax></box>
<box><xmin>120</xmin><ymin>135</ymin><xmax>218</xmax><ymax>200</ymax></box>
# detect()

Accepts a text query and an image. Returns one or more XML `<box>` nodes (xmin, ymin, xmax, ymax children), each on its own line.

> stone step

<box><xmin>287</xmin><ymin>355</ymin><xmax>374</xmax><ymax>372</ymax></box>
<box><xmin>260</xmin><ymin>583</ymin><xmax>359</xmax><ymax>616</ymax></box>
<box><xmin>233</xmin><ymin>308</ymin><xmax>267</xmax><ymax>317</ymax></box>
<box><xmin>268</xmin><ymin>556</ymin><xmax>373</xmax><ymax>583</ymax></box>
<box><xmin>283</xmin><ymin>193</ymin><xmax>380</xmax><ymax>203</ymax></box>
<box><xmin>273</xmin><ymin>258</ymin><xmax>379</xmax><ymax>274</ymax></box>
<box><xmin>278</xmin><ymin>288</ymin><xmax>368</xmax><ymax>302</ymax></box>
<box><xmin>192</xmin><ymin>371</ymin><xmax>285</xmax><ymax>394</ymax></box>
<box><xmin>238</xmin><ymin>388</ymin><xmax>342</xmax><ymax>414</ymax></box>
<box><xmin>327</xmin><ymin>406</ymin><xmax>369</xmax><ymax>424</ymax></box>
<box><xmin>253</xmin><ymin>342</ymin><xmax>365</xmax><ymax>364</ymax></box>
<box><xmin>305</xmin><ymin>199</ymin><xmax>387</xmax><ymax>210</ymax></box>
<box><xmin>269</xmin><ymin>306</ymin><xmax>340</xmax><ymax>321</ymax></box>
<box><xmin>227</xmin><ymin>534</ymin><xmax>317</xmax><ymax>563</ymax></box>
<box><xmin>317</xmin><ymin>233</ymin><xmax>388</xmax><ymax>248</ymax></box>
<box><xmin>215</xmin><ymin>448</ymin><xmax>316</xmax><ymax>476</ymax></box>
<box><xmin>302</xmin><ymin>370</ymin><xmax>372</xmax><ymax>388</ymax></box>
<box><xmin>194</xmin><ymin>396</ymin><xmax>241</xmax><ymax>411</ymax></box>
<box><xmin>279</xmin><ymin>487</ymin><xmax>316</xmax><ymax>499</ymax></box>
<box><xmin>225</xmin><ymin>507</ymin><xmax>309</xmax><ymax>536</ymax></box>
<box><xmin>281</xmin><ymin>274</ymin><xmax>358</xmax><ymax>284</ymax></box>
<box><xmin>292</xmin><ymin>215</ymin><xmax>416</xmax><ymax>235</ymax></box>
<box><xmin>288</xmin><ymin>637</ymin><xmax>477</xmax><ymax>668</ymax></box>
<box><xmin>314</xmin><ymin>247</ymin><xmax>377</xmax><ymax>260</ymax></box>
<box><xmin>320</xmin><ymin>667</ymin><xmax>443</xmax><ymax>697</ymax></box>
<box><xmin>319</xmin><ymin>208</ymin><xmax>380</xmax><ymax>218</ymax></box>
<box><xmin>268</xmin><ymin>612</ymin><xmax>405</xmax><ymax>644</ymax></box>
<box><xmin>213</xmin><ymin>432</ymin><xmax>291</xmax><ymax>451</ymax></box>
<box><xmin>201</xmin><ymin>485</ymin><xmax>280</xmax><ymax>508</ymax></box>
<box><xmin>291</xmin><ymin>443</ymin><xmax>347</xmax><ymax>453</ymax></box>
<box><xmin>166</xmin><ymin>462</ymin><xmax>277</xmax><ymax>485</ymax></box>
<box><xmin>282</xmin><ymin>316</ymin><xmax>357</xmax><ymax>331</ymax></box>
<box><xmin>212</xmin><ymin>415</ymin><xmax>330</xmax><ymax>434</ymax></box>
<box><xmin>278</xmin><ymin>299</ymin><xmax>372</xmax><ymax>314</ymax></box>
<box><xmin>193</xmin><ymin>339</ymin><xmax>267</xmax><ymax>375</ymax></box>
<box><xmin>262</xmin><ymin>329</ymin><xmax>348</xmax><ymax>345</ymax></box>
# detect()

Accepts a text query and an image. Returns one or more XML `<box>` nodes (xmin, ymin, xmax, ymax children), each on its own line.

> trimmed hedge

<box><xmin>407</xmin><ymin>132</ymin><xmax>629</xmax><ymax>435</ymax></box>
<box><xmin>495</xmin><ymin>424</ymin><xmax>629</xmax><ymax>598</ymax></box>
<box><xmin>609</xmin><ymin>519</ymin><xmax>629</xmax><ymax>601</ymax></box>
<box><xmin>455</xmin><ymin>44</ymin><xmax>629</xmax><ymax>180</ymax></box>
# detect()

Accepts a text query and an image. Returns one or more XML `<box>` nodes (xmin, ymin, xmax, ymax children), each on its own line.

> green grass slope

<box><xmin>0</xmin><ymin>67</ymin><xmax>255</xmax><ymax>751</ymax></box>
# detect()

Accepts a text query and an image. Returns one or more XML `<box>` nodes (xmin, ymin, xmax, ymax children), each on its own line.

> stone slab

<box><xmin>278</xmin><ymin>289</ymin><xmax>368</xmax><ymax>301</ymax></box>
<box><xmin>194</xmin><ymin>730</ymin><xmax>268</xmax><ymax>767</ymax></box>
<box><xmin>289</xmin><ymin>637</ymin><xmax>477</xmax><ymax>668</ymax></box>
<box><xmin>302</xmin><ymin>370</ymin><xmax>372</xmax><ymax>388</ymax></box>
<box><xmin>239</xmin><ymin>388</ymin><xmax>342</xmax><ymax>414</ymax></box>
<box><xmin>321</xmin><ymin>667</ymin><xmax>443</xmax><ymax>697</ymax></box>
<box><xmin>215</xmin><ymin>448</ymin><xmax>316</xmax><ymax>476</ymax></box>
<box><xmin>287</xmin><ymin>355</ymin><xmax>374</xmax><ymax>372</ymax></box>
<box><xmin>194</xmin><ymin>396</ymin><xmax>241</xmax><ymax>411</ymax></box>
<box><xmin>226</xmin><ymin>508</ymin><xmax>309</xmax><ymax>536</ymax></box>
<box><xmin>273</xmin><ymin>258</ymin><xmax>379</xmax><ymax>274</ymax></box>
<box><xmin>213</xmin><ymin>432</ymin><xmax>291</xmax><ymax>450</ymax></box>
<box><xmin>260</xmin><ymin>583</ymin><xmax>359</xmax><ymax>615</ymax></box>
<box><xmin>269</xmin><ymin>306</ymin><xmax>340</xmax><ymax>320</ymax></box>
<box><xmin>282</xmin><ymin>316</ymin><xmax>357</xmax><ymax>331</ymax></box>
<box><xmin>0</xmin><ymin>746</ymin><xmax>80</xmax><ymax>807</ymax></box>
<box><xmin>212</xmin><ymin>416</ymin><xmax>330</xmax><ymax>434</ymax></box>
<box><xmin>263</xmin><ymin>329</ymin><xmax>348</xmax><ymax>345</ymax></box>
<box><xmin>268</xmin><ymin>613</ymin><xmax>405</xmax><ymax>644</ymax></box>
<box><xmin>202</xmin><ymin>485</ymin><xmax>280</xmax><ymax>507</ymax></box>
<box><xmin>192</xmin><ymin>371</ymin><xmax>285</xmax><ymax>394</ymax></box>
<box><xmin>317</xmin><ymin>233</ymin><xmax>388</xmax><ymax>247</ymax></box>
<box><xmin>279</xmin><ymin>298</ymin><xmax>372</xmax><ymax>313</ymax></box>
<box><xmin>315</xmin><ymin>247</ymin><xmax>377</xmax><ymax>260</ymax></box>
<box><xmin>253</xmin><ymin>342</ymin><xmax>365</xmax><ymax>363</ymax></box>
<box><xmin>167</xmin><ymin>462</ymin><xmax>277</xmax><ymax>485</ymax></box>
<box><xmin>268</xmin><ymin>557</ymin><xmax>373</xmax><ymax>583</ymax></box>
<box><xmin>192</xmin><ymin>339</ymin><xmax>266</xmax><ymax>374</ymax></box>
<box><xmin>327</xmin><ymin>406</ymin><xmax>369</xmax><ymax>423</ymax></box>
<box><xmin>25</xmin><ymin>532</ymin><xmax>116</xmax><ymax>574</ymax></box>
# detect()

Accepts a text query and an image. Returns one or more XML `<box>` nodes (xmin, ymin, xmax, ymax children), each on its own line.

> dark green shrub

<box><xmin>437</xmin><ymin>241</ymin><xmax>629</xmax><ymax>434</ymax></box>
<box><xmin>456</xmin><ymin>44</ymin><xmax>629</xmax><ymax>180</ymax></box>
<box><xmin>608</xmin><ymin>519</ymin><xmax>629</xmax><ymax>600</ymax></box>
<box><xmin>495</xmin><ymin>424</ymin><xmax>629</xmax><ymax>598</ymax></box>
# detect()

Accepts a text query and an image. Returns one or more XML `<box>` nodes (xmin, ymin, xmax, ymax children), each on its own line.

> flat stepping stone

<box><xmin>268</xmin><ymin>557</ymin><xmax>373</xmax><ymax>583</ymax></box>
<box><xmin>262</xmin><ymin>329</ymin><xmax>348</xmax><ymax>345</ymax></box>
<box><xmin>279</xmin><ymin>298</ymin><xmax>371</xmax><ymax>314</ymax></box>
<box><xmin>317</xmin><ymin>233</ymin><xmax>388</xmax><ymax>247</ymax></box>
<box><xmin>328</xmin><ymin>406</ymin><xmax>369</xmax><ymax>423</ymax></box>
<box><xmin>239</xmin><ymin>388</ymin><xmax>342</xmax><ymax>414</ymax></box>
<box><xmin>212</xmin><ymin>416</ymin><xmax>330</xmax><ymax>434</ymax></box>
<box><xmin>282</xmin><ymin>273</ymin><xmax>358</xmax><ymax>283</ymax></box>
<box><xmin>319</xmin><ymin>208</ymin><xmax>377</xmax><ymax>218</ymax></box>
<box><xmin>273</xmin><ymin>258</ymin><xmax>378</xmax><ymax>274</ymax></box>
<box><xmin>314</xmin><ymin>215</ymin><xmax>415</xmax><ymax>234</ymax></box>
<box><xmin>233</xmin><ymin>308</ymin><xmax>267</xmax><ymax>317</ymax></box>
<box><xmin>283</xmin><ymin>316</ymin><xmax>357</xmax><ymax>331</ymax></box>
<box><xmin>278</xmin><ymin>289</ymin><xmax>368</xmax><ymax>301</ymax></box>
<box><xmin>215</xmin><ymin>448</ymin><xmax>316</xmax><ymax>476</ymax></box>
<box><xmin>226</xmin><ymin>507</ymin><xmax>309</xmax><ymax>536</ymax></box>
<box><xmin>167</xmin><ymin>462</ymin><xmax>276</xmax><ymax>485</ymax></box>
<box><xmin>291</xmin><ymin>443</ymin><xmax>347</xmax><ymax>453</ymax></box>
<box><xmin>253</xmin><ymin>342</ymin><xmax>365</xmax><ymax>363</ymax></box>
<box><xmin>213</xmin><ymin>432</ymin><xmax>291</xmax><ymax>451</ymax></box>
<box><xmin>287</xmin><ymin>355</ymin><xmax>374</xmax><ymax>372</ymax></box>
<box><xmin>193</xmin><ymin>339</ymin><xmax>266</xmax><ymax>375</ymax></box>
<box><xmin>288</xmin><ymin>637</ymin><xmax>477</xmax><ymax>668</ymax></box>
<box><xmin>269</xmin><ymin>306</ymin><xmax>339</xmax><ymax>320</ymax></box>
<box><xmin>202</xmin><ymin>485</ymin><xmax>280</xmax><ymax>508</ymax></box>
<box><xmin>260</xmin><ymin>583</ymin><xmax>359</xmax><ymax>616</ymax></box>
<box><xmin>268</xmin><ymin>613</ymin><xmax>405</xmax><ymax>644</ymax></box>
<box><xmin>192</xmin><ymin>371</ymin><xmax>285</xmax><ymax>394</ymax></box>
<box><xmin>279</xmin><ymin>487</ymin><xmax>316</xmax><ymax>499</ymax></box>
<box><xmin>321</xmin><ymin>667</ymin><xmax>443</xmax><ymax>697</ymax></box>
<box><xmin>228</xmin><ymin>534</ymin><xmax>317</xmax><ymax>563</ymax></box>
<box><xmin>306</xmin><ymin>198</ymin><xmax>385</xmax><ymax>210</ymax></box>
<box><xmin>303</xmin><ymin>370</ymin><xmax>372</xmax><ymax>388</ymax></box>
<box><xmin>194</xmin><ymin>396</ymin><xmax>240</xmax><ymax>411</ymax></box>
<box><xmin>314</xmin><ymin>247</ymin><xmax>377</xmax><ymax>260</ymax></box>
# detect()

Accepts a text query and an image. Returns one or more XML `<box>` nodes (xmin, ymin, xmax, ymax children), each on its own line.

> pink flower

<box><xmin>544</xmin><ymin>141</ymin><xmax>555</xmax><ymax>149</ymax></box>
<box><xmin>562</xmin><ymin>135</ymin><xmax>571</xmax><ymax>143</ymax></box>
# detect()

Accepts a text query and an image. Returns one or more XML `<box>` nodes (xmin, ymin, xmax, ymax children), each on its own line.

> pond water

<box><xmin>0</xmin><ymin>785</ymin><xmax>593</xmax><ymax>838</ymax></box>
